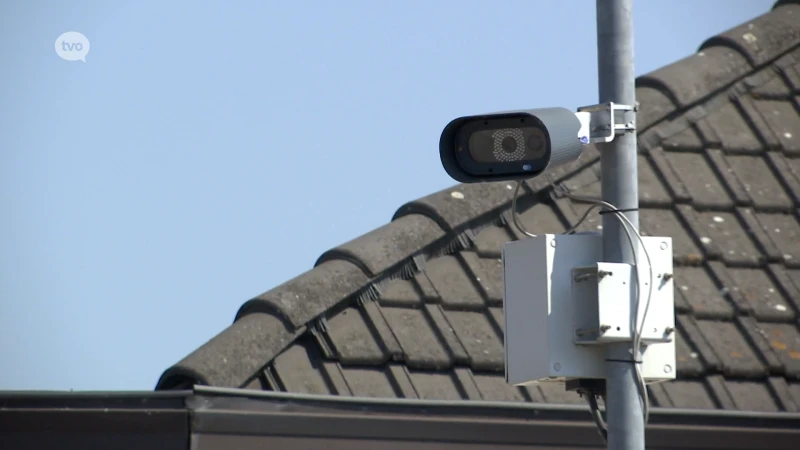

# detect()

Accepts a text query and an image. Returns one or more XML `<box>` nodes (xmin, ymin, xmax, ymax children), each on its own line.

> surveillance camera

<box><xmin>439</xmin><ymin>107</ymin><xmax>586</xmax><ymax>183</ymax></box>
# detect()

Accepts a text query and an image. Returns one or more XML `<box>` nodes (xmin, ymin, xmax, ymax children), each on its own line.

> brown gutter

<box><xmin>188</xmin><ymin>387</ymin><xmax>800</xmax><ymax>450</ymax></box>
<box><xmin>3</xmin><ymin>388</ymin><xmax>800</xmax><ymax>450</ymax></box>
<box><xmin>0</xmin><ymin>391</ymin><xmax>191</xmax><ymax>450</ymax></box>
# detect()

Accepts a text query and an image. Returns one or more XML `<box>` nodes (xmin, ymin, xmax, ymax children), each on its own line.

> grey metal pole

<box><xmin>596</xmin><ymin>0</ymin><xmax>644</xmax><ymax>450</ymax></box>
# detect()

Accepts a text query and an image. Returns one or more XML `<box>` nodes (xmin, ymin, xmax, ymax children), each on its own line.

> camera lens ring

<box><xmin>492</xmin><ymin>128</ymin><xmax>526</xmax><ymax>162</ymax></box>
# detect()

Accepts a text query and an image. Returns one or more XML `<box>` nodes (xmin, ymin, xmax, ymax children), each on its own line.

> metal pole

<box><xmin>596</xmin><ymin>1</ymin><xmax>644</xmax><ymax>450</ymax></box>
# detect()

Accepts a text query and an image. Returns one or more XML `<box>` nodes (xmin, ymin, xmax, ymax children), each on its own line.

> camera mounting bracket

<box><xmin>575</xmin><ymin>102</ymin><xmax>637</xmax><ymax>144</ymax></box>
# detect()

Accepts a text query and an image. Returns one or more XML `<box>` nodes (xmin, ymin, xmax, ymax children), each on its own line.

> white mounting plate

<box><xmin>575</xmin><ymin>102</ymin><xmax>635</xmax><ymax>143</ymax></box>
<box><xmin>503</xmin><ymin>234</ymin><xmax>676</xmax><ymax>386</ymax></box>
<box><xmin>572</xmin><ymin>262</ymin><xmax>675</xmax><ymax>345</ymax></box>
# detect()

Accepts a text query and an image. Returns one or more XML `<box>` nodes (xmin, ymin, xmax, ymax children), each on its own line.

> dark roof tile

<box><xmin>156</xmin><ymin>312</ymin><xmax>293</xmax><ymax>389</ymax></box>
<box><xmin>339</xmin><ymin>366</ymin><xmax>398</xmax><ymax>398</ymax></box>
<box><xmin>562</xmin><ymin>162</ymin><xmax>600</xmax><ymax>195</ymax></box>
<box><xmin>472</xmin><ymin>372</ymin><xmax>526</xmax><ymax>402</ymax></box>
<box><xmin>673</xmin><ymin>284</ymin><xmax>692</xmax><ymax>314</ymax></box>
<box><xmin>705</xmin><ymin>102</ymin><xmax>765</xmax><ymax>153</ymax></box>
<box><xmin>647</xmin><ymin>382</ymin><xmax>672</xmax><ymax>407</ymax></box>
<box><xmin>675</xmin><ymin>326</ymin><xmax>706</xmax><ymax>377</ymax></box>
<box><xmin>661</xmin><ymin>380</ymin><xmax>718</xmax><ymax>409</ymax></box>
<box><xmin>488</xmin><ymin>307</ymin><xmax>504</xmax><ymax>334</ymax></box>
<box><xmin>640</xmin><ymin>207</ymin><xmax>704</xmax><ymax>265</ymax></box>
<box><xmin>736</xmin><ymin>95</ymin><xmax>784</xmax><ymax>151</ymax></box>
<box><xmin>788</xmin><ymin>156</ymin><xmax>800</xmax><ymax>184</ymax></box>
<box><xmin>788</xmin><ymin>154</ymin><xmax>800</xmax><ymax>174</ymax></box>
<box><xmin>536</xmin><ymin>382</ymin><xmax>584</xmax><ymax>404</ymax></box>
<box><xmin>768</xmin><ymin>264</ymin><xmax>800</xmax><ymax>314</ymax></box>
<box><xmin>789</xmin><ymin>381</ymin><xmax>800</xmax><ymax>408</ymax></box>
<box><xmin>453</xmin><ymin>367</ymin><xmax>483</xmax><ymax>400</ymax></box>
<box><xmin>727</xmin><ymin>155</ymin><xmax>792</xmax><ymax>211</ymax></box>
<box><xmin>758</xmin><ymin>322</ymin><xmax>800</xmax><ymax>378</ymax></box>
<box><xmin>321</xmin><ymin>361</ymin><xmax>353</xmax><ymax>395</ymax></box>
<box><xmin>638</xmin><ymin>154</ymin><xmax>673</xmax><ymax>207</ymax></box>
<box><xmin>475</xmin><ymin>257</ymin><xmax>504</xmax><ymax>305</ymax></box>
<box><xmin>726</xmin><ymin>380</ymin><xmax>781</xmax><ymax>411</ymax></box>
<box><xmin>753</xmin><ymin>99</ymin><xmax>800</xmax><ymax>155</ymax></box>
<box><xmin>461</xmin><ymin>251</ymin><xmax>501</xmax><ymax>306</ymax></box>
<box><xmin>472</xmin><ymin>225</ymin><xmax>513</xmax><ymax>259</ymax></box>
<box><xmin>377</xmin><ymin>278</ymin><xmax>423</xmax><ymax>308</ymax></box>
<box><xmin>677</xmin><ymin>315</ymin><xmax>722</xmax><ymax>372</ymax></box>
<box><xmin>707</xmin><ymin>261</ymin><xmax>756</xmax><ymax>315</ymax></box>
<box><xmin>737</xmin><ymin>207</ymin><xmax>785</xmax><ymax>262</ymax></box>
<box><xmin>752</xmin><ymin>212</ymin><xmax>800</xmax><ymax>267</ymax></box>
<box><xmin>444</xmin><ymin>310</ymin><xmax>504</xmax><ymax>372</ymax></box>
<box><xmin>567</xmin><ymin>180</ymin><xmax>603</xmax><ymax>205</ymax></box>
<box><xmin>661</xmin><ymin>125</ymin><xmax>705</xmax><ymax>151</ymax></box>
<box><xmin>700</xmin><ymin>5</ymin><xmax>800</xmax><ymax>66</ymax></box>
<box><xmin>705</xmin><ymin>149</ymin><xmax>752</xmax><ymax>205</ymax></box>
<box><xmin>663</xmin><ymin>150</ymin><xmax>734</xmax><ymax>210</ymax></box>
<box><xmin>236</xmin><ymin>260</ymin><xmax>368</xmax><ymax>329</ymax></box>
<box><xmin>513</xmin><ymin>201</ymin><xmax>567</xmax><ymax>237</ymax></box>
<box><xmin>768</xmin><ymin>376</ymin><xmax>800</xmax><ymax>411</ymax></box>
<box><xmin>424</xmin><ymin>255</ymin><xmax>486</xmax><ymax>309</ymax></box>
<box><xmin>325</xmin><ymin>307</ymin><xmax>388</xmax><ymax>365</ymax></box>
<box><xmin>695</xmin><ymin>319</ymin><xmax>767</xmax><ymax>377</ymax></box>
<box><xmin>407</xmin><ymin>370</ymin><xmax>464</xmax><ymax>400</ymax></box>
<box><xmin>272</xmin><ymin>342</ymin><xmax>332</xmax><ymax>395</ymax></box>
<box><xmin>706</xmin><ymin>374</ymin><xmax>737</xmax><ymax>409</ymax></box>
<box><xmin>675</xmin><ymin>265</ymin><xmax>735</xmax><ymax>320</ymax></box>
<box><xmin>635</xmin><ymin>86</ymin><xmax>678</xmax><ymax>130</ymax></box>
<box><xmin>647</xmin><ymin>147</ymin><xmax>693</xmax><ymax>203</ymax></box>
<box><xmin>780</xmin><ymin>60</ymin><xmax>800</xmax><ymax>92</ymax></box>
<box><xmin>564</xmin><ymin>201</ymin><xmax>603</xmax><ymax>234</ymax></box>
<box><xmin>693</xmin><ymin>114</ymin><xmax>723</xmax><ymax>148</ymax></box>
<box><xmin>790</xmin><ymin>269</ymin><xmax>800</xmax><ymax>292</ymax></box>
<box><xmin>751</xmin><ymin>70</ymin><xmax>793</xmax><ymax>99</ymax></box>
<box><xmin>766</xmin><ymin>153</ymin><xmax>800</xmax><ymax>205</ymax></box>
<box><xmin>682</xmin><ymin>209</ymin><xmax>763</xmax><ymax>266</ymax></box>
<box><xmin>776</xmin><ymin>43</ymin><xmax>800</xmax><ymax>85</ymax></box>
<box><xmin>380</xmin><ymin>305</ymin><xmax>452</xmax><ymax>370</ymax></box>
<box><xmin>362</xmin><ymin>301</ymin><xmax>404</xmax><ymax>359</ymax></box>
<box><xmin>425</xmin><ymin>304</ymin><xmax>470</xmax><ymax>364</ymax></box>
<box><xmin>242</xmin><ymin>374</ymin><xmax>266</xmax><ymax>391</ymax></box>
<box><xmin>637</xmin><ymin>46</ymin><xmax>751</xmax><ymax>108</ymax></box>
<box><xmin>393</xmin><ymin>182</ymin><xmax>515</xmax><ymax>232</ymax></box>
<box><xmin>316</xmin><ymin>214</ymin><xmax>445</xmax><ymax>277</ymax></box>
<box><xmin>520</xmin><ymin>384</ymin><xmax>545</xmax><ymax>403</ymax></box>
<box><xmin>726</xmin><ymin>268</ymin><xmax>796</xmax><ymax>321</ymax></box>
<box><xmin>388</xmin><ymin>364</ymin><xmax>419</xmax><ymax>398</ymax></box>
<box><xmin>737</xmin><ymin>316</ymin><xmax>785</xmax><ymax>373</ymax></box>
<box><xmin>414</xmin><ymin>273</ymin><xmax>441</xmax><ymax>301</ymax></box>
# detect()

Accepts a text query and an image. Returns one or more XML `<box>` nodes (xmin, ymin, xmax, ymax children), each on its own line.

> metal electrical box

<box><xmin>502</xmin><ymin>234</ymin><xmax>676</xmax><ymax>386</ymax></box>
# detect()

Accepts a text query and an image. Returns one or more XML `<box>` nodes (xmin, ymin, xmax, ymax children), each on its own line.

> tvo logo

<box><xmin>55</xmin><ymin>31</ymin><xmax>90</xmax><ymax>62</ymax></box>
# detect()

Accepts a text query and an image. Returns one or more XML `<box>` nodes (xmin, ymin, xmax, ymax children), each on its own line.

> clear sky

<box><xmin>0</xmin><ymin>0</ymin><xmax>776</xmax><ymax>391</ymax></box>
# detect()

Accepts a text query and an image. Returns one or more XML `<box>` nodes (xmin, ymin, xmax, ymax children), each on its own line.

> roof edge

<box><xmin>156</xmin><ymin>2</ymin><xmax>800</xmax><ymax>394</ymax></box>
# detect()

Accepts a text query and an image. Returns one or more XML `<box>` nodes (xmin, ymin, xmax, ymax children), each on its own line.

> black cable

<box><xmin>586</xmin><ymin>391</ymin><xmax>608</xmax><ymax>443</ymax></box>
<box><xmin>598</xmin><ymin>207</ymin><xmax>639</xmax><ymax>215</ymax></box>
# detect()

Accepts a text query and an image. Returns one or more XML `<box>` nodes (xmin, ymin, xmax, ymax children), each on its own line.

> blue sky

<box><xmin>0</xmin><ymin>1</ymin><xmax>775</xmax><ymax>391</ymax></box>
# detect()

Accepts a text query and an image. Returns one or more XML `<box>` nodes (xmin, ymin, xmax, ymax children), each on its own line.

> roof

<box><xmin>5</xmin><ymin>388</ymin><xmax>800</xmax><ymax>450</ymax></box>
<box><xmin>157</xmin><ymin>0</ymin><xmax>800</xmax><ymax>415</ymax></box>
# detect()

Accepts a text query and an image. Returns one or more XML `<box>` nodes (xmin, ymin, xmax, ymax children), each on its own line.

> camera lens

<box><xmin>492</xmin><ymin>128</ymin><xmax>526</xmax><ymax>162</ymax></box>
<box><xmin>501</xmin><ymin>136</ymin><xmax>518</xmax><ymax>153</ymax></box>
<box><xmin>526</xmin><ymin>128</ymin><xmax>546</xmax><ymax>158</ymax></box>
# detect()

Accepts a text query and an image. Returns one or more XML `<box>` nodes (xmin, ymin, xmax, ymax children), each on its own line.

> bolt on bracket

<box><xmin>575</xmin><ymin>102</ymin><xmax>636</xmax><ymax>144</ymax></box>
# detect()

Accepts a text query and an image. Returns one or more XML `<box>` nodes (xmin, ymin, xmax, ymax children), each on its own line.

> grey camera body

<box><xmin>439</xmin><ymin>107</ymin><xmax>585</xmax><ymax>183</ymax></box>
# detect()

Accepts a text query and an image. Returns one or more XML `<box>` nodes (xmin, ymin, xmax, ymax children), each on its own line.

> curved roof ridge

<box><xmin>155</xmin><ymin>3</ymin><xmax>800</xmax><ymax>391</ymax></box>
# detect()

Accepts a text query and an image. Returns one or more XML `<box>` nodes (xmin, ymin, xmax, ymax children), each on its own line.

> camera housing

<box><xmin>439</xmin><ymin>107</ymin><xmax>586</xmax><ymax>183</ymax></box>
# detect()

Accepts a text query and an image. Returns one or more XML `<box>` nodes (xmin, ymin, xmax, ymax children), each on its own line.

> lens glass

<box><xmin>467</xmin><ymin>126</ymin><xmax>546</xmax><ymax>163</ymax></box>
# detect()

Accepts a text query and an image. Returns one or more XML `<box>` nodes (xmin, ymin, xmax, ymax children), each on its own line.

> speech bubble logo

<box><xmin>55</xmin><ymin>31</ymin><xmax>90</xmax><ymax>62</ymax></box>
